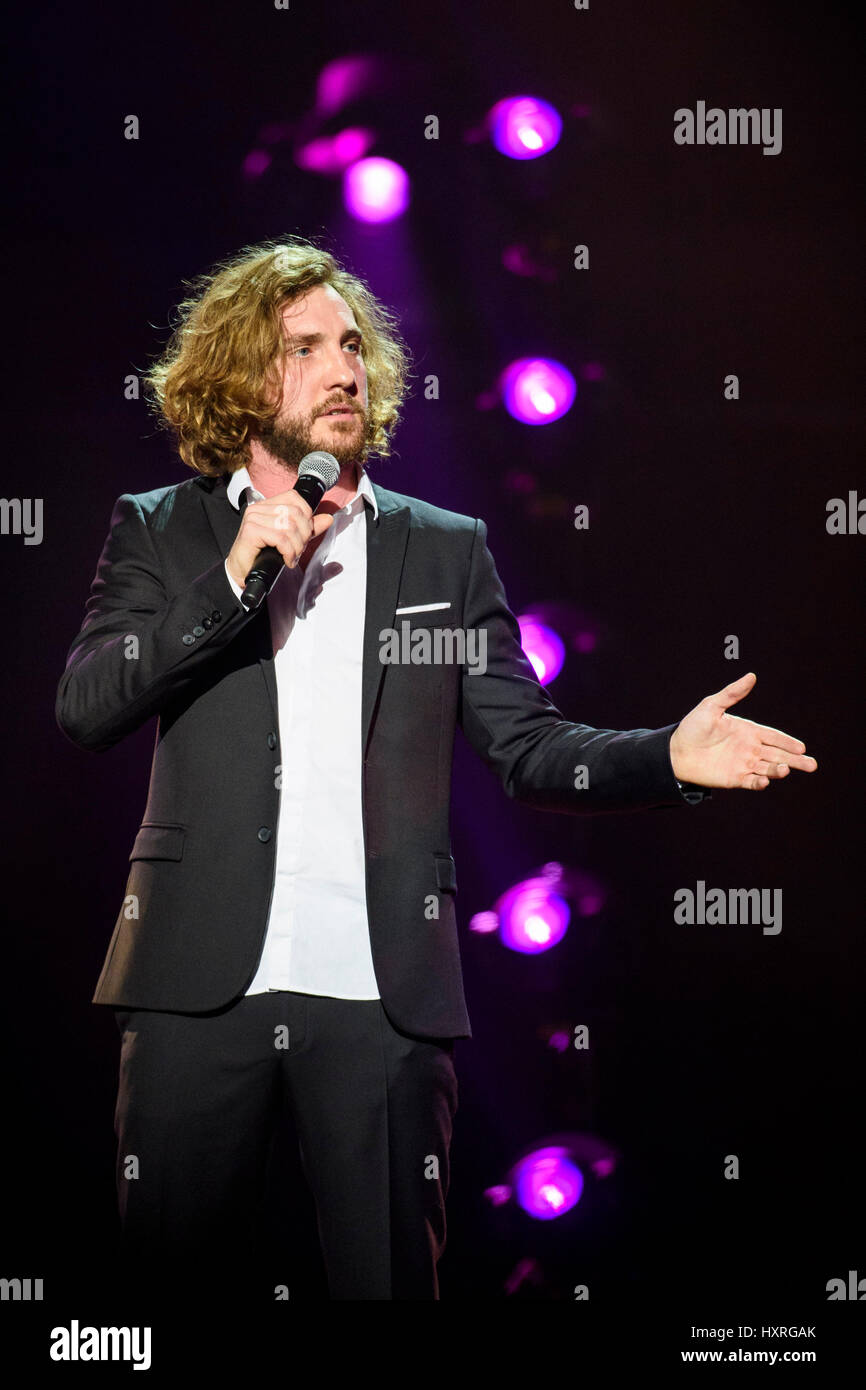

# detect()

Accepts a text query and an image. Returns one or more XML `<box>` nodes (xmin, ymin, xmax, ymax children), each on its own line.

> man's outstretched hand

<box><xmin>669</xmin><ymin>672</ymin><xmax>818</xmax><ymax>791</ymax></box>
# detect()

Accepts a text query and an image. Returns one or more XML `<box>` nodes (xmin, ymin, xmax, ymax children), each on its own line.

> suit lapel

<box><xmin>198</xmin><ymin>475</ymin><xmax>410</xmax><ymax>750</ymax></box>
<box><xmin>362</xmin><ymin>484</ymin><xmax>410</xmax><ymax>756</ymax></box>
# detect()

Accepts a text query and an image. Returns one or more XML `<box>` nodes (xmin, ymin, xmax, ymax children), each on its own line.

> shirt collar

<box><xmin>226</xmin><ymin>463</ymin><xmax>378</xmax><ymax>520</ymax></box>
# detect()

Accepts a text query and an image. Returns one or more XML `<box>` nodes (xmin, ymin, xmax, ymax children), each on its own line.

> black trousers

<box><xmin>112</xmin><ymin>991</ymin><xmax>458</xmax><ymax>1303</ymax></box>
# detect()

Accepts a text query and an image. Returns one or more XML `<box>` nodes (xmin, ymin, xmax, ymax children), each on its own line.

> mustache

<box><xmin>317</xmin><ymin>396</ymin><xmax>364</xmax><ymax>413</ymax></box>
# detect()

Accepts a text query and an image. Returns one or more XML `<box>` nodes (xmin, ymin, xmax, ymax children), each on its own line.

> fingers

<box><xmin>743</xmin><ymin>773</ymin><xmax>771</xmax><ymax>790</ymax></box>
<box><xmin>735</xmin><ymin>761</ymin><xmax>782</xmax><ymax>789</ymax></box>
<box><xmin>258</xmin><ymin>516</ymin><xmax>310</xmax><ymax>567</ymax></box>
<box><xmin>248</xmin><ymin>495</ymin><xmax>313</xmax><ymax>530</ymax></box>
<box><xmin>758</xmin><ymin>744</ymin><xmax>817</xmax><ymax>772</ymax></box>
<box><xmin>711</xmin><ymin>672</ymin><xmax>757</xmax><ymax>709</ymax></box>
<box><xmin>278</xmin><ymin>521</ymin><xmax>310</xmax><ymax>569</ymax></box>
<box><xmin>267</xmin><ymin>487</ymin><xmax>316</xmax><ymax>512</ymax></box>
<box><xmin>753</xmin><ymin>723</ymin><xmax>809</xmax><ymax>754</ymax></box>
<box><xmin>244</xmin><ymin>497</ymin><xmax>316</xmax><ymax>568</ymax></box>
<box><xmin>744</xmin><ymin>751</ymin><xmax>818</xmax><ymax>788</ymax></box>
<box><xmin>756</xmin><ymin>739</ymin><xmax>817</xmax><ymax>772</ymax></box>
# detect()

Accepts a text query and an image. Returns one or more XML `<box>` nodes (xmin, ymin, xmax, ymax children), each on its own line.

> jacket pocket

<box><xmin>129</xmin><ymin>822</ymin><xmax>186</xmax><ymax>862</ymax></box>
<box><xmin>433</xmin><ymin>852</ymin><xmax>457</xmax><ymax>895</ymax></box>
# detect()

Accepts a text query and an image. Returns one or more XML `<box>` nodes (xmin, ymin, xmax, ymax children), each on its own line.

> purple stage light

<box><xmin>497</xmin><ymin>877</ymin><xmax>570</xmax><ymax>954</ymax></box>
<box><xmin>503</xmin><ymin>1257</ymin><xmax>544</xmax><ymax>1295</ymax></box>
<box><xmin>343</xmin><ymin>157</ymin><xmax>409</xmax><ymax>222</ymax></box>
<box><xmin>592</xmin><ymin>1157</ymin><xmax>616</xmax><ymax>1179</ymax></box>
<box><xmin>333</xmin><ymin>128</ymin><xmax>373</xmax><ymax>164</ymax></box>
<box><xmin>500</xmin><ymin>357</ymin><xmax>577</xmax><ymax>425</ymax></box>
<box><xmin>502</xmin><ymin>243</ymin><xmax>536</xmax><ymax>276</ymax></box>
<box><xmin>469</xmin><ymin>910</ymin><xmax>499</xmax><ymax>935</ymax></box>
<box><xmin>483</xmin><ymin>1185</ymin><xmax>512</xmax><ymax>1207</ymax></box>
<box><xmin>296</xmin><ymin>138</ymin><xmax>337</xmax><ymax>174</ymax></box>
<box><xmin>513</xmin><ymin>1146</ymin><xmax>584</xmax><ymax>1220</ymax></box>
<box><xmin>501</xmin><ymin>243</ymin><xmax>557</xmax><ymax>282</ymax></box>
<box><xmin>296</xmin><ymin>128</ymin><xmax>374</xmax><ymax>174</ymax></box>
<box><xmin>489</xmin><ymin>96</ymin><xmax>562</xmax><ymax>160</ymax></box>
<box><xmin>518</xmin><ymin>616</ymin><xmax>565</xmax><ymax>684</ymax></box>
<box><xmin>315</xmin><ymin>56</ymin><xmax>378</xmax><ymax>115</ymax></box>
<box><xmin>242</xmin><ymin>150</ymin><xmax>272</xmax><ymax>179</ymax></box>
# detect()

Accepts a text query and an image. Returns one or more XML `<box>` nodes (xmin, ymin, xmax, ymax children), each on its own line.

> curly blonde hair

<box><xmin>145</xmin><ymin>236</ymin><xmax>412</xmax><ymax>476</ymax></box>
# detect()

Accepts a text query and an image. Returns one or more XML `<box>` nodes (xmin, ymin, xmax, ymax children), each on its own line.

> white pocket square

<box><xmin>394</xmin><ymin>602</ymin><xmax>451</xmax><ymax>614</ymax></box>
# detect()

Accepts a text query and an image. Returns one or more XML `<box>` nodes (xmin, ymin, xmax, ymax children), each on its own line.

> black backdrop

<box><xmin>2</xmin><ymin>0</ymin><xmax>862</xmax><ymax>1363</ymax></box>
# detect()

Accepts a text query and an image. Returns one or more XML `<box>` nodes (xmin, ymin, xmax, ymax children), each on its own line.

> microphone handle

<box><xmin>240</xmin><ymin>545</ymin><xmax>284</xmax><ymax>612</ymax></box>
<box><xmin>240</xmin><ymin>474</ymin><xmax>329</xmax><ymax>612</ymax></box>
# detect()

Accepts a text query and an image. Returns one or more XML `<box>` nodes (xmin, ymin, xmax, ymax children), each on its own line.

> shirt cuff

<box><xmin>224</xmin><ymin>558</ymin><xmax>247</xmax><ymax>608</ymax></box>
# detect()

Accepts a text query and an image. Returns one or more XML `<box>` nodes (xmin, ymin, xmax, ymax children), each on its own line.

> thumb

<box><xmin>711</xmin><ymin>671</ymin><xmax>757</xmax><ymax>709</ymax></box>
<box><xmin>312</xmin><ymin>513</ymin><xmax>335</xmax><ymax>535</ymax></box>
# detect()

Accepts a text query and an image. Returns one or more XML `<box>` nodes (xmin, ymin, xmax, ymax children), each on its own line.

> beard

<box><xmin>257</xmin><ymin>405</ymin><xmax>377</xmax><ymax>476</ymax></box>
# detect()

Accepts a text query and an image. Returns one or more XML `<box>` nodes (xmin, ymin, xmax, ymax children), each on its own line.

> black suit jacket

<box><xmin>56</xmin><ymin>473</ymin><xmax>701</xmax><ymax>1038</ymax></box>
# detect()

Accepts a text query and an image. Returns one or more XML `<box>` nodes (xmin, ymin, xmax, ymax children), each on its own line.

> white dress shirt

<box><xmin>223</xmin><ymin>465</ymin><xmax>381</xmax><ymax>999</ymax></box>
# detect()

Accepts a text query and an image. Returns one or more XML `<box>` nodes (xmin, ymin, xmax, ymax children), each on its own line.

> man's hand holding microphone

<box><xmin>226</xmin><ymin>490</ymin><xmax>334</xmax><ymax>588</ymax></box>
<box><xmin>226</xmin><ymin>451</ymin><xmax>341</xmax><ymax>611</ymax></box>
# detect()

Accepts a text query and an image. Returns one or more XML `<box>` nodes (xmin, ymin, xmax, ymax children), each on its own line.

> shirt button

<box><xmin>267</xmin><ymin>732</ymin><xmax>277</xmax><ymax>750</ymax></box>
<box><xmin>182</xmin><ymin>634</ymin><xmax>195</xmax><ymax>645</ymax></box>
<box><xmin>257</xmin><ymin>826</ymin><xmax>272</xmax><ymax>843</ymax></box>
<box><xmin>192</xmin><ymin>625</ymin><xmax>205</xmax><ymax>637</ymax></box>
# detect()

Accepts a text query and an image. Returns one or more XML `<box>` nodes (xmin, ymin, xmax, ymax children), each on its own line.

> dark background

<box><xmin>2</xmin><ymin>0</ymin><xmax>862</xmax><ymax>1354</ymax></box>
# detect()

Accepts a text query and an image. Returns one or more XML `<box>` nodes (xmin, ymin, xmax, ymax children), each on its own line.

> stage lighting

<box><xmin>242</xmin><ymin>150</ymin><xmax>272</xmax><ymax>179</ymax></box>
<box><xmin>517</xmin><ymin>615</ymin><xmax>565</xmax><ymax>684</ymax></box>
<box><xmin>343</xmin><ymin>156</ymin><xmax>409</xmax><ymax>222</ymax></box>
<box><xmin>315</xmin><ymin>56</ymin><xmax>381</xmax><ymax>116</ymax></box>
<box><xmin>513</xmin><ymin>1146</ymin><xmax>584</xmax><ymax>1220</ymax></box>
<box><xmin>488</xmin><ymin>96</ymin><xmax>562</xmax><ymax>160</ymax></box>
<box><xmin>497</xmin><ymin>876</ymin><xmax>570</xmax><ymax>954</ymax></box>
<box><xmin>500</xmin><ymin>357</ymin><xmax>577</xmax><ymax>425</ymax></box>
<box><xmin>483</xmin><ymin>1185</ymin><xmax>512</xmax><ymax>1207</ymax></box>
<box><xmin>469</xmin><ymin>910</ymin><xmax>499</xmax><ymax>935</ymax></box>
<box><xmin>296</xmin><ymin>128</ymin><xmax>375</xmax><ymax>174</ymax></box>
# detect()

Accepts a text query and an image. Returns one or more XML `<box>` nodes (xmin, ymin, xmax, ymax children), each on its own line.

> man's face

<box><xmin>257</xmin><ymin>283</ymin><xmax>375</xmax><ymax>472</ymax></box>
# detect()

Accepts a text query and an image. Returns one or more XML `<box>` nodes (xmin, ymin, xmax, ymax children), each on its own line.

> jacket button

<box><xmin>212</xmin><ymin>610</ymin><xmax>222</xmax><ymax>622</ymax></box>
<box><xmin>202</xmin><ymin>617</ymin><xmax>213</xmax><ymax>629</ymax></box>
<box><xmin>182</xmin><ymin>634</ymin><xmax>195</xmax><ymax>645</ymax></box>
<box><xmin>193</xmin><ymin>625</ymin><xmax>205</xmax><ymax>637</ymax></box>
<box><xmin>267</xmin><ymin>732</ymin><xmax>277</xmax><ymax>750</ymax></box>
<box><xmin>257</xmin><ymin>826</ymin><xmax>272</xmax><ymax>843</ymax></box>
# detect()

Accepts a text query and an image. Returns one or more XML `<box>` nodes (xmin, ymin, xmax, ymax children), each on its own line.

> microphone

<box><xmin>240</xmin><ymin>450</ymin><xmax>341</xmax><ymax>611</ymax></box>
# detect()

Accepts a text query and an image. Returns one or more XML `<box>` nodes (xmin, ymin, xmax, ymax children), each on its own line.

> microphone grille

<box><xmin>298</xmin><ymin>450</ymin><xmax>341</xmax><ymax>490</ymax></box>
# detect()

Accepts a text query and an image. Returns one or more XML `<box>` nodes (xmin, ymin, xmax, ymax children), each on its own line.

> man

<box><xmin>56</xmin><ymin>237</ymin><xmax>817</xmax><ymax>1305</ymax></box>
